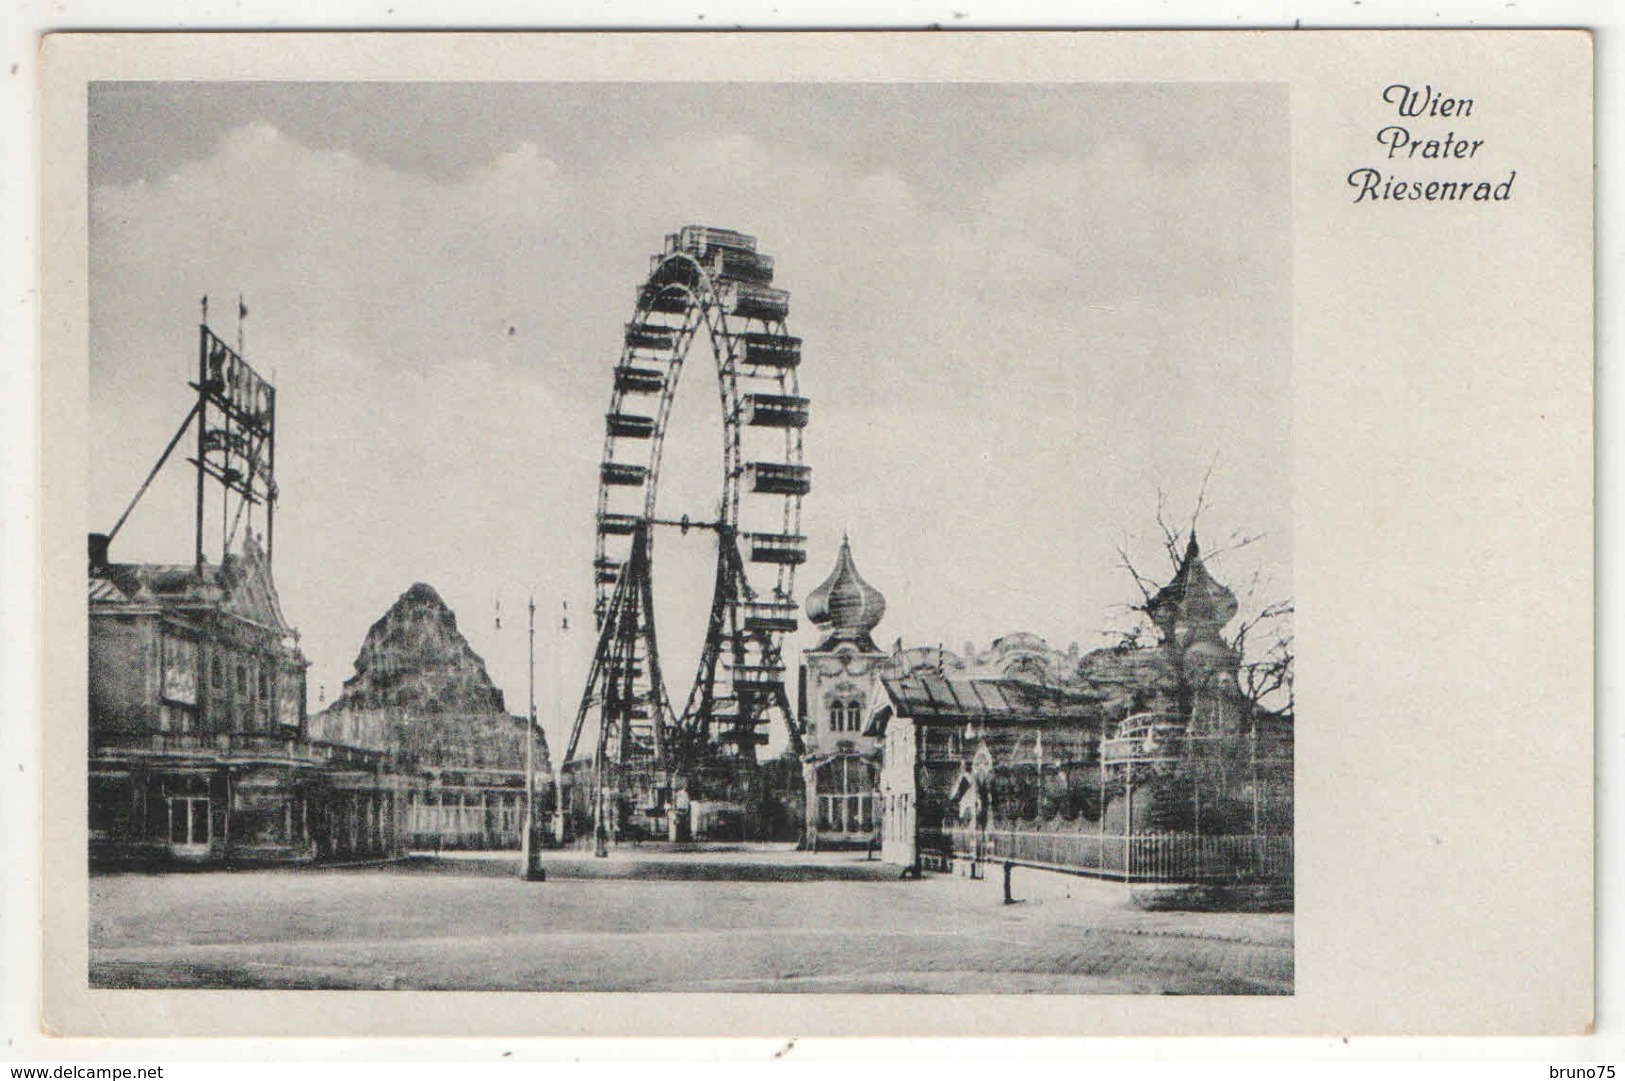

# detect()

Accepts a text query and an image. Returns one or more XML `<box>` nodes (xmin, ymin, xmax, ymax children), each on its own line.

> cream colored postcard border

<box><xmin>38</xmin><ymin>30</ymin><xmax>1593</xmax><ymax>1038</ymax></box>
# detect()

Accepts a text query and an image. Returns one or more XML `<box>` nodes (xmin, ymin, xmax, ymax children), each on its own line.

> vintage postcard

<box><xmin>32</xmin><ymin>30</ymin><xmax>1592</xmax><ymax>1038</ymax></box>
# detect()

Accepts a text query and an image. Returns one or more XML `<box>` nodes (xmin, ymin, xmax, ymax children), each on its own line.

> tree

<box><xmin>1102</xmin><ymin>477</ymin><xmax>1295</xmax><ymax>848</ymax></box>
<box><xmin>1108</xmin><ymin>473</ymin><xmax>1294</xmax><ymax>722</ymax></box>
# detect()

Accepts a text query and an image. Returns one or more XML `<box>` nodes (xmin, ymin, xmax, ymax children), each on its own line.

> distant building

<box><xmin>960</xmin><ymin>632</ymin><xmax>1086</xmax><ymax>685</ymax></box>
<box><xmin>798</xmin><ymin>536</ymin><xmax>888</xmax><ymax>849</ymax></box>
<box><xmin>88</xmin><ymin>534</ymin><xmax>400</xmax><ymax>867</ymax></box>
<box><xmin>868</xmin><ymin>533</ymin><xmax>1293</xmax><ymax>887</ymax></box>
<box><xmin>308</xmin><ymin>582</ymin><xmax>552</xmax><ymax>852</ymax></box>
<box><xmin>869</xmin><ymin>673</ymin><xmax>1103</xmax><ymax>869</ymax></box>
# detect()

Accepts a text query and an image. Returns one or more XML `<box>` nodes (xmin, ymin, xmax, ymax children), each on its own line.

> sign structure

<box><xmin>190</xmin><ymin>324</ymin><xmax>277</xmax><ymax>569</ymax></box>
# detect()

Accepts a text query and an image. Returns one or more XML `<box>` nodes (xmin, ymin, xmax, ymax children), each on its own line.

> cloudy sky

<box><xmin>89</xmin><ymin>81</ymin><xmax>1291</xmax><ymax>759</ymax></box>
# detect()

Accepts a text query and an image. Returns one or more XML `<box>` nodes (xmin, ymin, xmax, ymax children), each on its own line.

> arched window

<box><xmin>816</xmin><ymin>756</ymin><xmax>878</xmax><ymax>833</ymax></box>
<box><xmin>828</xmin><ymin>697</ymin><xmax>863</xmax><ymax>732</ymax></box>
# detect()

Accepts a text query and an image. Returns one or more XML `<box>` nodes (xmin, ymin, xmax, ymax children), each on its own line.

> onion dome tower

<box><xmin>1147</xmin><ymin>532</ymin><xmax>1239</xmax><ymax>651</ymax></box>
<box><xmin>1147</xmin><ymin>532</ymin><xmax>1242</xmax><ymax>730</ymax></box>
<box><xmin>806</xmin><ymin>534</ymin><xmax>887</xmax><ymax>653</ymax></box>
<box><xmin>800</xmin><ymin>534</ymin><xmax>888</xmax><ymax>849</ymax></box>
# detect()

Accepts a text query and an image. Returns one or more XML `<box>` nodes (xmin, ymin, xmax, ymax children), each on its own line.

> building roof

<box><xmin>89</xmin><ymin>533</ymin><xmax>295</xmax><ymax>639</ymax></box>
<box><xmin>869</xmin><ymin>674</ymin><xmax>1103</xmax><ymax>735</ymax></box>
<box><xmin>1146</xmin><ymin>532</ymin><xmax>1239</xmax><ymax>635</ymax></box>
<box><xmin>805</xmin><ymin>534</ymin><xmax>886</xmax><ymax>652</ymax></box>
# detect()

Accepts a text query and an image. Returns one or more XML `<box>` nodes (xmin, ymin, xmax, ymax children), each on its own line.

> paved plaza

<box><xmin>89</xmin><ymin>846</ymin><xmax>1293</xmax><ymax>994</ymax></box>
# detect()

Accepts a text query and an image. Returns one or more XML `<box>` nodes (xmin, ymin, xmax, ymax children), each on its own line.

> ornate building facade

<box><xmin>797</xmin><ymin>536</ymin><xmax>887</xmax><ymax>848</ymax></box>
<box><xmin>88</xmin><ymin>534</ymin><xmax>402</xmax><ymax>867</ymax></box>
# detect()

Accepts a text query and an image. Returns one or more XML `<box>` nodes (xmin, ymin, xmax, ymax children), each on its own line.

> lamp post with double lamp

<box><xmin>520</xmin><ymin>593</ymin><xmax>547</xmax><ymax>881</ymax></box>
<box><xmin>496</xmin><ymin>588</ymin><xmax>548</xmax><ymax>882</ymax></box>
<box><xmin>498</xmin><ymin>589</ymin><xmax>574</xmax><ymax>856</ymax></box>
<box><xmin>552</xmin><ymin>599</ymin><xmax>569</xmax><ymax>847</ymax></box>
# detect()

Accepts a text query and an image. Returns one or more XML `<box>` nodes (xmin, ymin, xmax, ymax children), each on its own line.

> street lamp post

<box><xmin>552</xmin><ymin>600</ymin><xmax>567</xmax><ymax>846</ymax></box>
<box><xmin>520</xmin><ymin>593</ymin><xmax>545</xmax><ymax>882</ymax></box>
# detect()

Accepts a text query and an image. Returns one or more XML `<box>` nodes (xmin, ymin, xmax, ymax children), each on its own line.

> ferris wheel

<box><xmin>564</xmin><ymin>225</ymin><xmax>810</xmax><ymax>845</ymax></box>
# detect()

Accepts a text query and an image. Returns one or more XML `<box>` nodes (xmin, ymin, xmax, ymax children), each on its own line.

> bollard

<box><xmin>1002</xmin><ymin>860</ymin><xmax>1015</xmax><ymax>905</ymax></box>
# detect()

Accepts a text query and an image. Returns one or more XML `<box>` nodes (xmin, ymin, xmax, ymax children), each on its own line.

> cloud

<box><xmin>93</xmin><ymin>123</ymin><xmax>572</xmax><ymax>378</ymax></box>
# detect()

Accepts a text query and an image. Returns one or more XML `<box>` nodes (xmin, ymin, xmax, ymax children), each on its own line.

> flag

<box><xmin>238</xmin><ymin>296</ymin><xmax>248</xmax><ymax>321</ymax></box>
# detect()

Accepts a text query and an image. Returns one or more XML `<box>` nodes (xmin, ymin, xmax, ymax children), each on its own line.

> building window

<box><xmin>818</xmin><ymin>794</ymin><xmax>870</xmax><ymax>832</ymax></box>
<box><xmin>211</xmin><ymin>654</ymin><xmax>223</xmax><ymax>689</ymax></box>
<box><xmin>160</xmin><ymin>632</ymin><xmax>199</xmax><ymax>706</ymax></box>
<box><xmin>159</xmin><ymin>702</ymin><xmax>195</xmax><ymax>735</ymax></box>
<box><xmin>275</xmin><ymin>670</ymin><xmax>301</xmax><ymax>729</ymax></box>
<box><xmin>816</xmin><ymin>756</ymin><xmax>876</xmax><ymax>833</ymax></box>
<box><xmin>828</xmin><ymin>698</ymin><xmax>863</xmax><ymax>733</ymax></box>
<box><xmin>168</xmin><ymin>798</ymin><xmax>209</xmax><ymax>846</ymax></box>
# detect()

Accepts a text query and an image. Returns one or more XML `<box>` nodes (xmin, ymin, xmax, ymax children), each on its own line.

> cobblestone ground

<box><xmin>89</xmin><ymin>847</ymin><xmax>1293</xmax><ymax>994</ymax></box>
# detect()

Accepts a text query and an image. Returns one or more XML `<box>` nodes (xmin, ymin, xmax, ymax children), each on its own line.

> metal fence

<box><xmin>943</xmin><ymin>824</ymin><xmax>1293</xmax><ymax>883</ymax></box>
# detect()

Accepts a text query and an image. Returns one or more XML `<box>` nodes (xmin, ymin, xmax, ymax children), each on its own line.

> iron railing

<box><xmin>945</xmin><ymin>824</ymin><xmax>1293</xmax><ymax>883</ymax></box>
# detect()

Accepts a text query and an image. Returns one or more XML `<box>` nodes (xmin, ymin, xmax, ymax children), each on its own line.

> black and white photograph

<box><xmin>83</xmin><ymin>78</ymin><xmax>1295</xmax><ymax>996</ymax></box>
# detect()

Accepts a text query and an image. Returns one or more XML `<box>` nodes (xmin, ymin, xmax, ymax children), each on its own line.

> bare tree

<box><xmin>1233</xmin><ymin>601</ymin><xmax>1294</xmax><ymax>719</ymax></box>
<box><xmin>1107</xmin><ymin>481</ymin><xmax>1293</xmax><ymax>720</ymax></box>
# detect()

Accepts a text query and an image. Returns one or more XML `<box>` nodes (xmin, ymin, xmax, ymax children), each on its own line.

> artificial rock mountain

<box><xmin>317</xmin><ymin>582</ymin><xmax>549</xmax><ymax>772</ymax></box>
<box><xmin>331</xmin><ymin>582</ymin><xmax>507</xmax><ymax>715</ymax></box>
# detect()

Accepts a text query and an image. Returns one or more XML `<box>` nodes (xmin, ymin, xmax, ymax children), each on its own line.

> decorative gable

<box><xmin>218</xmin><ymin>535</ymin><xmax>293</xmax><ymax>635</ymax></box>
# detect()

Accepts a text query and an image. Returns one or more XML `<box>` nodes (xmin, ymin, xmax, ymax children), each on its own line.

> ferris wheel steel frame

<box><xmin>564</xmin><ymin>226</ymin><xmax>809</xmax><ymax>849</ymax></box>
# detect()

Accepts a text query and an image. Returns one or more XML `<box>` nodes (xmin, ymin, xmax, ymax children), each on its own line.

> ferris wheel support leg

<box><xmin>593</xmin><ymin>781</ymin><xmax>610</xmax><ymax>859</ymax></box>
<box><xmin>591</xmin><ymin>688</ymin><xmax>613</xmax><ymax>859</ymax></box>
